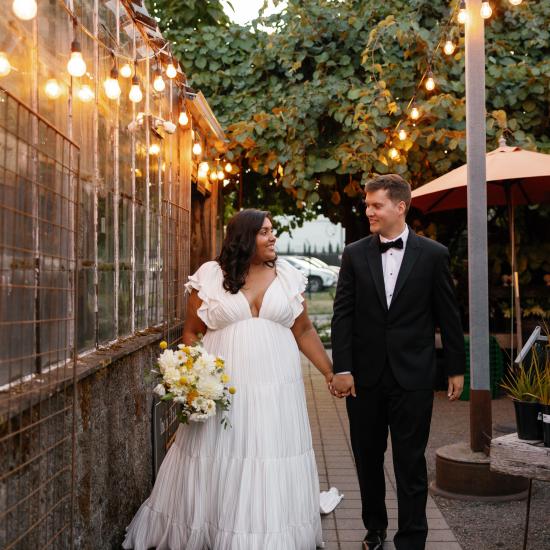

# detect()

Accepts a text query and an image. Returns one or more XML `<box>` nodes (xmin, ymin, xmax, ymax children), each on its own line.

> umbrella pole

<box><xmin>506</xmin><ymin>187</ymin><xmax>523</xmax><ymax>353</ymax></box>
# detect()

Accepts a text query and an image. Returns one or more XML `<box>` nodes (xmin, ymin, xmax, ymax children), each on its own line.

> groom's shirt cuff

<box><xmin>335</xmin><ymin>371</ymin><xmax>351</xmax><ymax>375</ymax></box>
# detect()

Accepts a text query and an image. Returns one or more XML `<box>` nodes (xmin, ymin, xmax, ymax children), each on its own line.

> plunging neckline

<box><xmin>239</xmin><ymin>274</ymin><xmax>278</xmax><ymax>318</ymax></box>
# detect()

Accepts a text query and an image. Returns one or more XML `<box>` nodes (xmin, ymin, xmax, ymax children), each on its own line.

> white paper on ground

<box><xmin>319</xmin><ymin>487</ymin><xmax>344</xmax><ymax>515</ymax></box>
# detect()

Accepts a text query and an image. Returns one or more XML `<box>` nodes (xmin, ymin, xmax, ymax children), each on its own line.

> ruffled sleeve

<box><xmin>184</xmin><ymin>261</ymin><xmax>222</xmax><ymax>328</ymax></box>
<box><xmin>276</xmin><ymin>259</ymin><xmax>308</xmax><ymax>320</ymax></box>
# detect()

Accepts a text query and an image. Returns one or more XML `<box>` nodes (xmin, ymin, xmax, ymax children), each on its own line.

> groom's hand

<box><xmin>447</xmin><ymin>375</ymin><xmax>464</xmax><ymax>401</ymax></box>
<box><xmin>331</xmin><ymin>373</ymin><xmax>356</xmax><ymax>398</ymax></box>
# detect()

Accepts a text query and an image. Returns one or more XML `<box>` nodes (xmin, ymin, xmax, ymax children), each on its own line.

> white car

<box><xmin>280</xmin><ymin>256</ymin><xmax>337</xmax><ymax>292</ymax></box>
<box><xmin>293</xmin><ymin>255</ymin><xmax>340</xmax><ymax>276</ymax></box>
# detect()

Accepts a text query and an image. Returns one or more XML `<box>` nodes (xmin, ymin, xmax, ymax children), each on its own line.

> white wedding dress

<box><xmin>122</xmin><ymin>259</ymin><xmax>324</xmax><ymax>550</ymax></box>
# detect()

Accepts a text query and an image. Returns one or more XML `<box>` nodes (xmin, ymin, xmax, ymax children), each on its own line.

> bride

<box><xmin>123</xmin><ymin>209</ymin><xmax>334</xmax><ymax>549</ymax></box>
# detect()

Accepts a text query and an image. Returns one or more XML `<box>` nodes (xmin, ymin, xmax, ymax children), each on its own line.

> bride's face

<box><xmin>254</xmin><ymin>217</ymin><xmax>277</xmax><ymax>262</ymax></box>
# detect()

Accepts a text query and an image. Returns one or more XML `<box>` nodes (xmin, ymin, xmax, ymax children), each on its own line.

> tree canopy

<box><xmin>149</xmin><ymin>0</ymin><xmax>550</xmax><ymax>239</ymax></box>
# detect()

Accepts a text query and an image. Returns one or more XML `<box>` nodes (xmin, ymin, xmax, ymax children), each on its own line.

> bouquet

<box><xmin>152</xmin><ymin>340</ymin><xmax>235</xmax><ymax>427</ymax></box>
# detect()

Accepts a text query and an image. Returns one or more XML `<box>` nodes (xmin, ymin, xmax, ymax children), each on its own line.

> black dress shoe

<box><xmin>362</xmin><ymin>529</ymin><xmax>387</xmax><ymax>550</ymax></box>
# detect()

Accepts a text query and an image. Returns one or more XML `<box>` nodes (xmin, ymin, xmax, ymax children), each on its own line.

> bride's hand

<box><xmin>324</xmin><ymin>371</ymin><xmax>334</xmax><ymax>388</ymax></box>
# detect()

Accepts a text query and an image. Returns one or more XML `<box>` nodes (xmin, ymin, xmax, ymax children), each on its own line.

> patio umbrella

<box><xmin>411</xmin><ymin>137</ymin><xmax>550</xmax><ymax>354</ymax></box>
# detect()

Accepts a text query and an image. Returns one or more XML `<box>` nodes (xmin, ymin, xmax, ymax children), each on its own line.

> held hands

<box><xmin>447</xmin><ymin>374</ymin><xmax>464</xmax><ymax>401</ymax></box>
<box><xmin>329</xmin><ymin>373</ymin><xmax>356</xmax><ymax>398</ymax></box>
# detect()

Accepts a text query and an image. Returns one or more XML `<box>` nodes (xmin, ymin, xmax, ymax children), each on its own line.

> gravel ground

<box><xmin>428</xmin><ymin>393</ymin><xmax>550</xmax><ymax>550</ymax></box>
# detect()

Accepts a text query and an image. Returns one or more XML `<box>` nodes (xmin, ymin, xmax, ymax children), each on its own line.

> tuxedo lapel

<box><xmin>390</xmin><ymin>229</ymin><xmax>422</xmax><ymax>308</ymax></box>
<box><xmin>365</xmin><ymin>236</ymin><xmax>388</xmax><ymax>312</ymax></box>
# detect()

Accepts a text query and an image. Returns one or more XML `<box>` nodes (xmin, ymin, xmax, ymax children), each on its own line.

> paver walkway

<box><xmin>303</xmin><ymin>360</ymin><xmax>462</xmax><ymax>550</ymax></box>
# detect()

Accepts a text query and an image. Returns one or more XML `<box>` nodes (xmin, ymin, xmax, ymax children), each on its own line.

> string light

<box><xmin>388</xmin><ymin>147</ymin><xmax>399</xmax><ymax>160</ymax></box>
<box><xmin>444</xmin><ymin>39</ymin><xmax>455</xmax><ymax>56</ymax></box>
<box><xmin>104</xmin><ymin>55</ymin><xmax>121</xmax><ymax>100</ymax></box>
<box><xmin>192</xmin><ymin>142</ymin><xmax>202</xmax><ymax>155</ymax></box>
<box><xmin>120</xmin><ymin>63</ymin><xmax>132</xmax><ymax>78</ymax></box>
<box><xmin>77</xmin><ymin>84</ymin><xmax>94</xmax><ymax>102</ymax></box>
<box><xmin>410</xmin><ymin>104</ymin><xmax>421</xmax><ymax>121</ymax></box>
<box><xmin>129</xmin><ymin>74</ymin><xmax>143</xmax><ymax>103</ymax></box>
<box><xmin>152</xmin><ymin>66</ymin><xmax>165</xmax><ymax>92</ymax></box>
<box><xmin>217</xmin><ymin>168</ymin><xmax>224</xmax><ymax>180</ymax></box>
<box><xmin>209</xmin><ymin>171</ymin><xmax>218</xmax><ymax>182</ymax></box>
<box><xmin>398</xmin><ymin>129</ymin><xmax>407</xmax><ymax>141</ymax></box>
<box><xmin>149</xmin><ymin>143</ymin><xmax>160</xmax><ymax>155</ymax></box>
<box><xmin>67</xmin><ymin>21</ymin><xmax>87</xmax><ymax>78</ymax></box>
<box><xmin>509</xmin><ymin>0</ymin><xmax>522</xmax><ymax>4</ymax></box>
<box><xmin>224</xmin><ymin>162</ymin><xmax>232</xmax><ymax>173</ymax></box>
<box><xmin>425</xmin><ymin>71</ymin><xmax>435</xmax><ymax>91</ymax></box>
<box><xmin>12</xmin><ymin>0</ymin><xmax>37</xmax><ymax>20</ymax></box>
<box><xmin>480</xmin><ymin>1</ymin><xmax>493</xmax><ymax>19</ymax></box>
<box><xmin>198</xmin><ymin>162</ymin><xmax>209</xmax><ymax>176</ymax></box>
<box><xmin>166</xmin><ymin>60</ymin><xmax>177</xmax><ymax>79</ymax></box>
<box><xmin>44</xmin><ymin>78</ymin><xmax>62</xmax><ymax>99</ymax></box>
<box><xmin>457</xmin><ymin>0</ymin><xmax>468</xmax><ymax>24</ymax></box>
<box><xmin>0</xmin><ymin>52</ymin><xmax>11</xmax><ymax>77</ymax></box>
<box><xmin>178</xmin><ymin>110</ymin><xmax>189</xmax><ymax>126</ymax></box>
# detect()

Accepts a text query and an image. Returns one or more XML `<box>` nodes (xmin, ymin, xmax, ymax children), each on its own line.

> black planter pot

<box><xmin>513</xmin><ymin>400</ymin><xmax>542</xmax><ymax>441</ymax></box>
<box><xmin>542</xmin><ymin>404</ymin><xmax>550</xmax><ymax>448</ymax></box>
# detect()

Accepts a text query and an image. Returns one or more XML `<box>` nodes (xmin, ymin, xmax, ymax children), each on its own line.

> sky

<box><xmin>222</xmin><ymin>0</ymin><xmax>286</xmax><ymax>25</ymax></box>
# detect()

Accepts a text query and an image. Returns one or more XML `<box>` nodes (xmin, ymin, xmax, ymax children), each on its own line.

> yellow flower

<box><xmin>179</xmin><ymin>376</ymin><xmax>188</xmax><ymax>385</ymax></box>
<box><xmin>221</xmin><ymin>374</ymin><xmax>230</xmax><ymax>384</ymax></box>
<box><xmin>215</xmin><ymin>358</ymin><xmax>225</xmax><ymax>368</ymax></box>
<box><xmin>159</xmin><ymin>340</ymin><xmax>168</xmax><ymax>350</ymax></box>
<box><xmin>187</xmin><ymin>389</ymin><xmax>198</xmax><ymax>404</ymax></box>
<box><xmin>229</xmin><ymin>386</ymin><xmax>237</xmax><ymax>395</ymax></box>
<box><xmin>186</xmin><ymin>357</ymin><xmax>194</xmax><ymax>370</ymax></box>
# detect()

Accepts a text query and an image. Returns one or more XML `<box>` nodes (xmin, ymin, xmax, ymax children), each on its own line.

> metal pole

<box><xmin>465</xmin><ymin>0</ymin><xmax>492</xmax><ymax>452</ymax></box>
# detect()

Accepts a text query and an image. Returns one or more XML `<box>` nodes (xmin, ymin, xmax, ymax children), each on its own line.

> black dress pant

<box><xmin>346</xmin><ymin>367</ymin><xmax>434</xmax><ymax>550</ymax></box>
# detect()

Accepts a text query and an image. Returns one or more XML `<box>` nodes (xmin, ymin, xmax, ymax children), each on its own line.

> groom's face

<box><xmin>365</xmin><ymin>189</ymin><xmax>406</xmax><ymax>237</ymax></box>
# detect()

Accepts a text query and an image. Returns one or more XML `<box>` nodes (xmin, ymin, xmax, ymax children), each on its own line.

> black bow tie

<box><xmin>379</xmin><ymin>237</ymin><xmax>403</xmax><ymax>253</ymax></box>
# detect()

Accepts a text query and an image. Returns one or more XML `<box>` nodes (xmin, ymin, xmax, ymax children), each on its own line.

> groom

<box><xmin>331</xmin><ymin>174</ymin><xmax>465</xmax><ymax>550</ymax></box>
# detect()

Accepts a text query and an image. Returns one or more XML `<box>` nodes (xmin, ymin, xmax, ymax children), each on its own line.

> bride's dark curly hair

<box><xmin>217</xmin><ymin>209</ymin><xmax>276</xmax><ymax>294</ymax></box>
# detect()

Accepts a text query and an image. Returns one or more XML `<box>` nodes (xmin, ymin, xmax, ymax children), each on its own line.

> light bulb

<box><xmin>398</xmin><ymin>129</ymin><xmax>407</xmax><ymax>141</ymax></box>
<box><xmin>509</xmin><ymin>0</ymin><xmax>522</xmax><ymax>5</ymax></box>
<box><xmin>458</xmin><ymin>1</ymin><xmax>468</xmax><ymax>24</ymax></box>
<box><xmin>0</xmin><ymin>52</ymin><xmax>11</xmax><ymax>77</ymax></box>
<box><xmin>12</xmin><ymin>0</ymin><xmax>37</xmax><ymax>20</ymax></box>
<box><xmin>103</xmin><ymin>67</ymin><xmax>121</xmax><ymax>100</ymax></box>
<box><xmin>224</xmin><ymin>162</ymin><xmax>232</xmax><ymax>172</ymax></box>
<box><xmin>198</xmin><ymin>161</ymin><xmax>209</xmax><ymax>174</ymax></box>
<box><xmin>192</xmin><ymin>142</ymin><xmax>202</xmax><ymax>155</ymax></box>
<box><xmin>78</xmin><ymin>84</ymin><xmax>94</xmax><ymax>103</ymax></box>
<box><xmin>44</xmin><ymin>78</ymin><xmax>62</xmax><ymax>99</ymax></box>
<box><xmin>444</xmin><ymin>40</ymin><xmax>456</xmax><ymax>56</ymax></box>
<box><xmin>153</xmin><ymin>70</ymin><xmax>165</xmax><ymax>92</ymax></box>
<box><xmin>129</xmin><ymin>75</ymin><xmax>143</xmax><ymax>103</ymax></box>
<box><xmin>149</xmin><ymin>143</ymin><xmax>160</xmax><ymax>155</ymax></box>
<box><xmin>178</xmin><ymin>110</ymin><xmax>189</xmax><ymax>126</ymax></box>
<box><xmin>166</xmin><ymin>62</ymin><xmax>177</xmax><ymax>79</ymax></box>
<box><xmin>120</xmin><ymin>63</ymin><xmax>132</xmax><ymax>78</ymax></box>
<box><xmin>410</xmin><ymin>106</ymin><xmax>420</xmax><ymax>120</ymax></box>
<box><xmin>425</xmin><ymin>72</ymin><xmax>435</xmax><ymax>91</ymax></box>
<box><xmin>217</xmin><ymin>169</ymin><xmax>224</xmax><ymax>180</ymax></box>
<box><xmin>67</xmin><ymin>42</ymin><xmax>86</xmax><ymax>77</ymax></box>
<box><xmin>388</xmin><ymin>148</ymin><xmax>399</xmax><ymax>160</ymax></box>
<box><xmin>209</xmin><ymin>171</ymin><xmax>218</xmax><ymax>181</ymax></box>
<box><xmin>480</xmin><ymin>1</ymin><xmax>492</xmax><ymax>19</ymax></box>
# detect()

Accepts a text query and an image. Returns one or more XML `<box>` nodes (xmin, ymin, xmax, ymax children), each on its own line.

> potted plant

<box><xmin>528</xmin><ymin>347</ymin><xmax>550</xmax><ymax>447</ymax></box>
<box><xmin>501</xmin><ymin>364</ymin><xmax>542</xmax><ymax>441</ymax></box>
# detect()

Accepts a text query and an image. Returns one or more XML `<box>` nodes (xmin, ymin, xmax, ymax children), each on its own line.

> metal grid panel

<box><xmin>0</xmin><ymin>88</ymin><xmax>79</xmax><ymax>550</ymax></box>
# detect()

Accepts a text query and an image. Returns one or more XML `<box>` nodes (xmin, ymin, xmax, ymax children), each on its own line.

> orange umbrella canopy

<box><xmin>411</xmin><ymin>139</ymin><xmax>550</xmax><ymax>213</ymax></box>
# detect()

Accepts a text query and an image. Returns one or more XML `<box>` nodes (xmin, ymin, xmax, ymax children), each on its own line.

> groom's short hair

<box><xmin>364</xmin><ymin>174</ymin><xmax>412</xmax><ymax>213</ymax></box>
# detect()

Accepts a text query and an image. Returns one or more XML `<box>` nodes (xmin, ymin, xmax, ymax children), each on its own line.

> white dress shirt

<box><xmin>334</xmin><ymin>225</ymin><xmax>409</xmax><ymax>377</ymax></box>
<box><xmin>380</xmin><ymin>225</ymin><xmax>409</xmax><ymax>308</ymax></box>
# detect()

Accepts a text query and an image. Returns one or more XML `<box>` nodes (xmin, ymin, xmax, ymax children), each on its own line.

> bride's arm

<box><xmin>182</xmin><ymin>290</ymin><xmax>208</xmax><ymax>345</ymax></box>
<box><xmin>291</xmin><ymin>300</ymin><xmax>333</xmax><ymax>383</ymax></box>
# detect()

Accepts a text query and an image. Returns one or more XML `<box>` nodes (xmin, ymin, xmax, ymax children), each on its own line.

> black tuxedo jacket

<box><xmin>331</xmin><ymin>228</ymin><xmax>465</xmax><ymax>391</ymax></box>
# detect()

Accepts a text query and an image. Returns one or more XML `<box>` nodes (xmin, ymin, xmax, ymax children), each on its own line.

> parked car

<box><xmin>279</xmin><ymin>256</ymin><xmax>337</xmax><ymax>292</ymax></box>
<box><xmin>293</xmin><ymin>255</ymin><xmax>340</xmax><ymax>276</ymax></box>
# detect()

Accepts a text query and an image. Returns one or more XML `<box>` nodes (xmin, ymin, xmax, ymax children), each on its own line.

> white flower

<box><xmin>189</xmin><ymin>412</ymin><xmax>209</xmax><ymax>422</ymax></box>
<box><xmin>163</xmin><ymin>367</ymin><xmax>180</xmax><ymax>386</ymax></box>
<box><xmin>153</xmin><ymin>383</ymin><xmax>166</xmax><ymax>397</ymax></box>
<box><xmin>174</xmin><ymin>396</ymin><xmax>186</xmax><ymax>404</ymax></box>
<box><xmin>196</xmin><ymin>374</ymin><xmax>224</xmax><ymax>400</ymax></box>
<box><xmin>158</xmin><ymin>349</ymin><xmax>179</xmax><ymax>373</ymax></box>
<box><xmin>205</xmin><ymin>399</ymin><xmax>216</xmax><ymax>417</ymax></box>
